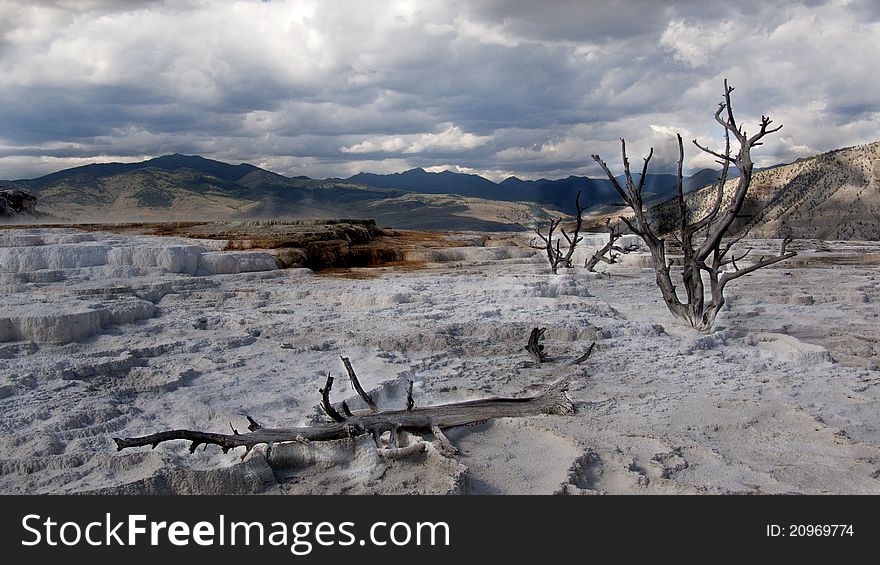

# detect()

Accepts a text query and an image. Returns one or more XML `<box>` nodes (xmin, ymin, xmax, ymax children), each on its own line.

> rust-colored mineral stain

<box><xmin>4</xmin><ymin>220</ymin><xmax>476</xmax><ymax>276</ymax></box>
<box><xmin>316</xmin><ymin>260</ymin><xmax>430</xmax><ymax>280</ymax></box>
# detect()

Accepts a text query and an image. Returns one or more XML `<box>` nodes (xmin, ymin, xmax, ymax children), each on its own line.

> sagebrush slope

<box><xmin>649</xmin><ymin>141</ymin><xmax>880</xmax><ymax>240</ymax></box>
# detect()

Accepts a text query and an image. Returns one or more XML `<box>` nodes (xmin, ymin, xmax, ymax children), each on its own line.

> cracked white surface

<box><xmin>0</xmin><ymin>228</ymin><xmax>879</xmax><ymax>494</ymax></box>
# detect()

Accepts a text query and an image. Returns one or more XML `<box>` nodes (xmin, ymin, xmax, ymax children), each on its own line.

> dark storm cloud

<box><xmin>0</xmin><ymin>0</ymin><xmax>877</xmax><ymax>181</ymax></box>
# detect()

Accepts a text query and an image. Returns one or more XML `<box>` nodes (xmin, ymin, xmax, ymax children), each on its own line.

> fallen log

<box><xmin>113</xmin><ymin>361</ymin><xmax>573</xmax><ymax>460</ymax></box>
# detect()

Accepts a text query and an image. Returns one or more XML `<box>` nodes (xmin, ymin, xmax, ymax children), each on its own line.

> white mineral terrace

<box><xmin>0</xmin><ymin>227</ymin><xmax>878</xmax><ymax>494</ymax></box>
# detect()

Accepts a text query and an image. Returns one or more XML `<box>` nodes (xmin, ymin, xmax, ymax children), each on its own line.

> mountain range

<box><xmin>5</xmin><ymin>153</ymin><xmax>721</xmax><ymax>228</ymax></box>
<box><xmin>347</xmin><ymin>166</ymin><xmax>722</xmax><ymax>213</ymax></box>
<box><xmin>7</xmin><ymin>154</ymin><xmax>543</xmax><ymax>230</ymax></box>
<box><xmin>3</xmin><ymin>140</ymin><xmax>878</xmax><ymax>238</ymax></box>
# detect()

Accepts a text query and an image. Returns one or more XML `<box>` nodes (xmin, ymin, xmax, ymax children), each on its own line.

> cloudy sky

<box><xmin>1</xmin><ymin>0</ymin><xmax>878</xmax><ymax>181</ymax></box>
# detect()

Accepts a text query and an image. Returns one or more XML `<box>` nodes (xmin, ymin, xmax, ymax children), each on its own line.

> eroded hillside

<box><xmin>649</xmin><ymin>142</ymin><xmax>880</xmax><ymax>240</ymax></box>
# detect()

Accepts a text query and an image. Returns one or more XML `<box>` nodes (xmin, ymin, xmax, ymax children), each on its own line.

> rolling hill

<box><xmin>8</xmin><ymin>155</ymin><xmax>551</xmax><ymax>230</ymax></box>
<box><xmin>647</xmin><ymin>141</ymin><xmax>880</xmax><ymax>240</ymax></box>
<box><xmin>4</xmin><ymin>140</ymin><xmax>879</xmax><ymax>238</ymax></box>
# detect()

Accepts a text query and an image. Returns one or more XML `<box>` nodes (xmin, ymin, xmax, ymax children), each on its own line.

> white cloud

<box><xmin>454</xmin><ymin>16</ymin><xmax>523</xmax><ymax>47</ymax></box>
<box><xmin>340</xmin><ymin>124</ymin><xmax>492</xmax><ymax>155</ymax></box>
<box><xmin>0</xmin><ymin>155</ymin><xmax>148</xmax><ymax>180</ymax></box>
<box><xmin>424</xmin><ymin>163</ymin><xmax>518</xmax><ymax>182</ymax></box>
<box><xmin>328</xmin><ymin>158</ymin><xmax>414</xmax><ymax>178</ymax></box>
<box><xmin>340</xmin><ymin>137</ymin><xmax>409</xmax><ymax>154</ymax></box>
<box><xmin>405</xmin><ymin>124</ymin><xmax>493</xmax><ymax>153</ymax></box>
<box><xmin>423</xmin><ymin>22</ymin><xmax>456</xmax><ymax>36</ymax></box>
<box><xmin>660</xmin><ymin>19</ymin><xmax>736</xmax><ymax>68</ymax></box>
<box><xmin>0</xmin><ymin>0</ymin><xmax>878</xmax><ymax>181</ymax></box>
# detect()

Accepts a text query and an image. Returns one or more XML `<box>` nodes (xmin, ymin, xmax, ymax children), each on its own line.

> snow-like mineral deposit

<box><xmin>0</xmin><ymin>227</ymin><xmax>878</xmax><ymax>495</ymax></box>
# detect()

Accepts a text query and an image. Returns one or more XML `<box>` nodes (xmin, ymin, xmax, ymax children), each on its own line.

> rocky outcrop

<box><xmin>197</xmin><ymin>250</ymin><xmax>278</xmax><ymax>274</ymax></box>
<box><xmin>0</xmin><ymin>298</ymin><xmax>156</xmax><ymax>344</ymax></box>
<box><xmin>134</xmin><ymin>219</ymin><xmax>430</xmax><ymax>270</ymax></box>
<box><xmin>180</xmin><ymin>219</ymin><xmax>379</xmax><ymax>249</ymax></box>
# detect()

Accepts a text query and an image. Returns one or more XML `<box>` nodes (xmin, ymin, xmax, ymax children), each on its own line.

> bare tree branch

<box><xmin>319</xmin><ymin>373</ymin><xmax>345</xmax><ymax>423</ymax></box>
<box><xmin>113</xmin><ymin>378</ymin><xmax>576</xmax><ymax>460</ymax></box>
<box><xmin>590</xmin><ymin>80</ymin><xmax>795</xmax><ymax>331</ymax></box>
<box><xmin>592</xmin><ymin>154</ymin><xmax>631</xmax><ymax>206</ymax></box>
<box><xmin>406</xmin><ymin>380</ymin><xmax>415</xmax><ymax>412</ymax></box>
<box><xmin>585</xmin><ymin>220</ymin><xmax>637</xmax><ymax>272</ymax></box>
<box><xmin>340</xmin><ymin>356</ymin><xmax>378</xmax><ymax>412</ymax></box>
<box><xmin>718</xmin><ymin>237</ymin><xmax>795</xmax><ymax>289</ymax></box>
<box><xmin>569</xmin><ymin>342</ymin><xmax>596</xmax><ymax>365</ymax></box>
<box><xmin>534</xmin><ymin>192</ymin><xmax>585</xmax><ymax>274</ymax></box>
<box><xmin>689</xmin><ymin>127</ymin><xmax>730</xmax><ymax>232</ymax></box>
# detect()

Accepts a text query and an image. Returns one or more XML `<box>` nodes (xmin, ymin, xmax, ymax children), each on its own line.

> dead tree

<box><xmin>531</xmin><ymin>191</ymin><xmax>585</xmax><ymax>274</ymax></box>
<box><xmin>524</xmin><ymin>327</ymin><xmax>594</xmax><ymax>365</ymax></box>
<box><xmin>584</xmin><ymin>219</ymin><xmax>640</xmax><ymax>272</ymax></box>
<box><xmin>525</xmin><ymin>327</ymin><xmax>547</xmax><ymax>362</ymax></box>
<box><xmin>591</xmin><ymin>80</ymin><xmax>796</xmax><ymax>332</ymax></box>
<box><xmin>113</xmin><ymin>358</ymin><xmax>574</xmax><ymax>461</ymax></box>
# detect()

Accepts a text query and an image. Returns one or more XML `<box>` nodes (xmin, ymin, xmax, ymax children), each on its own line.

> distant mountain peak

<box><xmin>14</xmin><ymin>153</ymin><xmax>262</xmax><ymax>187</ymax></box>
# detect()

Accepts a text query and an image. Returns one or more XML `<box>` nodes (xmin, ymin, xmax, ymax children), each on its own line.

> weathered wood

<box><xmin>387</xmin><ymin>425</ymin><xmax>400</xmax><ymax>448</ymax></box>
<box><xmin>113</xmin><ymin>379</ymin><xmax>574</xmax><ymax>457</ymax></box>
<box><xmin>431</xmin><ymin>423</ymin><xmax>459</xmax><ymax>455</ymax></box>
<box><xmin>525</xmin><ymin>327</ymin><xmax>547</xmax><ymax>363</ymax></box>
<box><xmin>591</xmin><ymin>80</ymin><xmax>796</xmax><ymax>332</ymax></box>
<box><xmin>319</xmin><ymin>372</ymin><xmax>345</xmax><ymax>423</ymax></box>
<box><xmin>531</xmin><ymin>192</ymin><xmax>585</xmax><ymax>274</ymax></box>
<box><xmin>340</xmin><ymin>401</ymin><xmax>353</xmax><ymax>417</ymax></box>
<box><xmin>340</xmin><ymin>356</ymin><xmax>378</xmax><ymax>412</ymax></box>
<box><xmin>531</xmin><ymin>218</ymin><xmax>564</xmax><ymax>274</ymax></box>
<box><xmin>558</xmin><ymin>191</ymin><xmax>585</xmax><ymax>269</ymax></box>
<box><xmin>569</xmin><ymin>342</ymin><xmax>595</xmax><ymax>365</ymax></box>
<box><xmin>406</xmin><ymin>380</ymin><xmax>415</xmax><ymax>411</ymax></box>
<box><xmin>585</xmin><ymin>220</ymin><xmax>638</xmax><ymax>272</ymax></box>
<box><xmin>245</xmin><ymin>415</ymin><xmax>262</xmax><ymax>431</ymax></box>
<box><xmin>377</xmin><ymin>442</ymin><xmax>427</xmax><ymax>459</ymax></box>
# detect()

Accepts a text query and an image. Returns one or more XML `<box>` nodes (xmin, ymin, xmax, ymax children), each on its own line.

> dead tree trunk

<box><xmin>590</xmin><ymin>80</ymin><xmax>796</xmax><ymax>332</ymax></box>
<box><xmin>532</xmin><ymin>191</ymin><xmax>585</xmax><ymax>274</ymax></box>
<box><xmin>113</xmin><ymin>358</ymin><xmax>573</xmax><ymax>460</ymax></box>
<box><xmin>532</xmin><ymin>217</ymin><xmax>563</xmax><ymax>274</ymax></box>
<box><xmin>525</xmin><ymin>327</ymin><xmax>547</xmax><ymax>362</ymax></box>
<box><xmin>584</xmin><ymin>219</ymin><xmax>639</xmax><ymax>272</ymax></box>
